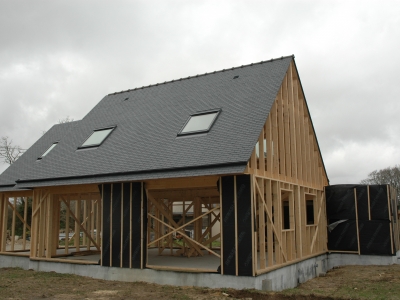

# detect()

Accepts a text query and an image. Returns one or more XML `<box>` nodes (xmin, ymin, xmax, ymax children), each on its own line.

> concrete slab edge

<box><xmin>0</xmin><ymin>252</ymin><xmax>399</xmax><ymax>292</ymax></box>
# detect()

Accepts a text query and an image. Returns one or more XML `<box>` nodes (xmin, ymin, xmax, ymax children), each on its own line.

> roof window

<box><xmin>79</xmin><ymin>127</ymin><xmax>115</xmax><ymax>148</ymax></box>
<box><xmin>178</xmin><ymin>109</ymin><xmax>220</xmax><ymax>136</ymax></box>
<box><xmin>38</xmin><ymin>142</ymin><xmax>58</xmax><ymax>160</ymax></box>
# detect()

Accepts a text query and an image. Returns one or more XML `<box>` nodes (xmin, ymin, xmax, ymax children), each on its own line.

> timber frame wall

<box><xmin>0</xmin><ymin>185</ymin><xmax>101</xmax><ymax>264</ymax></box>
<box><xmin>244</xmin><ymin>60</ymin><xmax>329</xmax><ymax>275</ymax></box>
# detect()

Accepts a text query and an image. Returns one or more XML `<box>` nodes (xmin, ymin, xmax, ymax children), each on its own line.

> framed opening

<box><xmin>38</xmin><ymin>142</ymin><xmax>58</xmax><ymax>160</ymax></box>
<box><xmin>305</xmin><ymin>194</ymin><xmax>316</xmax><ymax>225</ymax></box>
<box><xmin>79</xmin><ymin>127</ymin><xmax>115</xmax><ymax>149</ymax></box>
<box><xmin>281</xmin><ymin>190</ymin><xmax>293</xmax><ymax>230</ymax></box>
<box><xmin>178</xmin><ymin>109</ymin><xmax>221</xmax><ymax>136</ymax></box>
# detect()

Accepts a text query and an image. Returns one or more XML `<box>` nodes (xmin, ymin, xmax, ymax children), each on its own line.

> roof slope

<box><xmin>0</xmin><ymin>56</ymin><xmax>293</xmax><ymax>189</ymax></box>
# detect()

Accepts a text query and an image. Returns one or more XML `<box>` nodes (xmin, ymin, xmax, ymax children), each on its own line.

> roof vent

<box><xmin>124</xmin><ymin>97</ymin><xmax>129</xmax><ymax>101</ymax></box>
<box><xmin>233</xmin><ymin>76</ymin><xmax>239</xmax><ymax>79</ymax></box>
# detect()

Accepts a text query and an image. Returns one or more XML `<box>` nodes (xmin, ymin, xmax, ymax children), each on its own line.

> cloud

<box><xmin>0</xmin><ymin>0</ymin><xmax>399</xmax><ymax>184</ymax></box>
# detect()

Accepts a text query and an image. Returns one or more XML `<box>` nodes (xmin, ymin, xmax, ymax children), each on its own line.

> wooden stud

<box><xmin>354</xmin><ymin>188</ymin><xmax>361</xmax><ymax>255</ymax></box>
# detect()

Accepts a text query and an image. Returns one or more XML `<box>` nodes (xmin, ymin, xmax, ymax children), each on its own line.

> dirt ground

<box><xmin>1</xmin><ymin>265</ymin><xmax>400</xmax><ymax>299</ymax></box>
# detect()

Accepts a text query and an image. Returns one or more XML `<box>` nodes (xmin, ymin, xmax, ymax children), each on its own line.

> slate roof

<box><xmin>0</xmin><ymin>55</ymin><xmax>294</xmax><ymax>190</ymax></box>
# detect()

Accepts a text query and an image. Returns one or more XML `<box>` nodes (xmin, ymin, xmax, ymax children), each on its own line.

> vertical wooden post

<box><xmin>38</xmin><ymin>192</ymin><xmax>46</xmax><ymax>257</ymax></box>
<box><xmin>11</xmin><ymin>197</ymin><xmax>16</xmax><ymax>251</ymax></box>
<box><xmin>0</xmin><ymin>194</ymin><xmax>7</xmax><ymax>252</ymax></box>
<box><xmin>22</xmin><ymin>197</ymin><xmax>28</xmax><ymax>250</ymax></box>
<box><xmin>266</xmin><ymin>179</ymin><xmax>273</xmax><ymax>267</ymax></box>
<box><xmin>65</xmin><ymin>195</ymin><xmax>70</xmax><ymax>254</ymax></box>
<box><xmin>74</xmin><ymin>198</ymin><xmax>80</xmax><ymax>251</ymax></box>
<box><xmin>354</xmin><ymin>188</ymin><xmax>361</xmax><ymax>255</ymax></box>
<box><xmin>258</xmin><ymin>177</ymin><xmax>266</xmax><ymax>269</ymax></box>
<box><xmin>46</xmin><ymin>194</ymin><xmax>53</xmax><ymax>258</ymax></box>
<box><xmin>387</xmin><ymin>185</ymin><xmax>394</xmax><ymax>254</ymax></box>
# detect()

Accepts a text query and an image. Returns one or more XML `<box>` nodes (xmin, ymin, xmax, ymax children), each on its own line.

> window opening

<box><xmin>38</xmin><ymin>142</ymin><xmax>58</xmax><ymax>160</ymax></box>
<box><xmin>178</xmin><ymin>109</ymin><xmax>220</xmax><ymax>136</ymax></box>
<box><xmin>306</xmin><ymin>194</ymin><xmax>316</xmax><ymax>225</ymax></box>
<box><xmin>281</xmin><ymin>190</ymin><xmax>293</xmax><ymax>230</ymax></box>
<box><xmin>255</xmin><ymin>139</ymin><xmax>267</xmax><ymax>158</ymax></box>
<box><xmin>79</xmin><ymin>127</ymin><xmax>115</xmax><ymax>148</ymax></box>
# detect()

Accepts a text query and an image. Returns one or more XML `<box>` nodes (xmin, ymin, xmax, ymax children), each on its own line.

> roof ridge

<box><xmin>108</xmin><ymin>54</ymin><xmax>294</xmax><ymax>95</ymax></box>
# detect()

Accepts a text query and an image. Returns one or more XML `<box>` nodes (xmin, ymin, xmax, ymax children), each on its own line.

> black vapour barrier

<box><xmin>111</xmin><ymin>183</ymin><xmax>122</xmax><ymax>267</ymax></box>
<box><xmin>328</xmin><ymin>220</ymin><xmax>358</xmax><ymax>251</ymax></box>
<box><xmin>131</xmin><ymin>182</ymin><xmax>142</xmax><ymax>269</ymax></box>
<box><xmin>358</xmin><ymin>220</ymin><xmax>392</xmax><ymax>255</ymax></box>
<box><xmin>221</xmin><ymin>176</ymin><xmax>236</xmax><ymax>275</ymax></box>
<box><xmin>122</xmin><ymin>183</ymin><xmax>131</xmax><ymax>268</ymax></box>
<box><xmin>236</xmin><ymin>175</ymin><xmax>253</xmax><ymax>276</ymax></box>
<box><xmin>101</xmin><ymin>184</ymin><xmax>111</xmax><ymax>267</ymax></box>
<box><xmin>101</xmin><ymin>182</ymin><xmax>145</xmax><ymax>269</ymax></box>
<box><xmin>356</xmin><ymin>186</ymin><xmax>369</xmax><ymax>220</ymax></box>
<box><xmin>326</xmin><ymin>184</ymin><xmax>393</xmax><ymax>256</ymax></box>
<box><xmin>369</xmin><ymin>185</ymin><xmax>389</xmax><ymax>220</ymax></box>
<box><xmin>325</xmin><ymin>185</ymin><xmax>357</xmax><ymax>220</ymax></box>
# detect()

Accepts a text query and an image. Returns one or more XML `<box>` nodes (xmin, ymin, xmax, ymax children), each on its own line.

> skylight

<box><xmin>179</xmin><ymin>110</ymin><xmax>220</xmax><ymax>136</ymax></box>
<box><xmin>80</xmin><ymin>127</ymin><xmax>115</xmax><ymax>148</ymax></box>
<box><xmin>38</xmin><ymin>142</ymin><xmax>58</xmax><ymax>160</ymax></box>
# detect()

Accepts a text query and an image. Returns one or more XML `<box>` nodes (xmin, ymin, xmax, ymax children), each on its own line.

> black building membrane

<box><xmin>131</xmin><ymin>182</ymin><xmax>142</xmax><ymax>268</ymax></box>
<box><xmin>122</xmin><ymin>183</ymin><xmax>131</xmax><ymax>268</ymax></box>
<box><xmin>221</xmin><ymin>176</ymin><xmax>236</xmax><ymax>275</ymax></box>
<box><xmin>101</xmin><ymin>184</ymin><xmax>111</xmax><ymax>267</ymax></box>
<box><xmin>326</xmin><ymin>184</ymin><xmax>393</xmax><ymax>256</ymax></box>
<box><xmin>236</xmin><ymin>175</ymin><xmax>253</xmax><ymax>276</ymax></box>
<box><xmin>111</xmin><ymin>183</ymin><xmax>122</xmax><ymax>267</ymax></box>
<box><xmin>101</xmin><ymin>182</ymin><xmax>145</xmax><ymax>269</ymax></box>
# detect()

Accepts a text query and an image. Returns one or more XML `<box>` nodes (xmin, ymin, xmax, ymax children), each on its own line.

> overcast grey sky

<box><xmin>1</xmin><ymin>0</ymin><xmax>399</xmax><ymax>184</ymax></box>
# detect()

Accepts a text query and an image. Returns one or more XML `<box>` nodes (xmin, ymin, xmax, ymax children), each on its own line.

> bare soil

<box><xmin>1</xmin><ymin>265</ymin><xmax>399</xmax><ymax>299</ymax></box>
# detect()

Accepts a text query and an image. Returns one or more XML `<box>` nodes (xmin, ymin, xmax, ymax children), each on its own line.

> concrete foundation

<box><xmin>1</xmin><ymin>251</ymin><xmax>399</xmax><ymax>291</ymax></box>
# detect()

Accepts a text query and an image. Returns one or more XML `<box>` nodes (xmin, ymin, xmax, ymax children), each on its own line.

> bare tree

<box><xmin>42</xmin><ymin>116</ymin><xmax>75</xmax><ymax>135</ymax></box>
<box><xmin>58</xmin><ymin>116</ymin><xmax>74</xmax><ymax>124</ymax></box>
<box><xmin>360</xmin><ymin>165</ymin><xmax>400</xmax><ymax>204</ymax></box>
<box><xmin>0</xmin><ymin>136</ymin><xmax>24</xmax><ymax>165</ymax></box>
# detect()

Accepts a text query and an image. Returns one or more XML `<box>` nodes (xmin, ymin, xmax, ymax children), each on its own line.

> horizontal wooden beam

<box><xmin>145</xmin><ymin>176</ymin><xmax>219</xmax><ymax>190</ymax></box>
<box><xmin>35</xmin><ymin>184</ymin><xmax>100</xmax><ymax>194</ymax></box>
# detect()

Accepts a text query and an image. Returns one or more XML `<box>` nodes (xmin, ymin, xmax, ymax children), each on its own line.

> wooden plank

<box><xmin>37</xmin><ymin>184</ymin><xmax>99</xmax><ymax>194</ymax></box>
<box><xmin>283</xmin><ymin>73</ymin><xmax>291</xmax><ymax>178</ymax></box>
<box><xmin>22</xmin><ymin>197</ymin><xmax>28</xmax><ymax>250</ymax></box>
<box><xmin>252</xmin><ymin>176</ymin><xmax>257</xmax><ymax>276</ymax></box>
<box><xmin>258</xmin><ymin>177</ymin><xmax>266</xmax><ymax>269</ymax></box>
<box><xmin>46</xmin><ymin>195</ymin><xmax>53</xmax><ymax>258</ymax></box>
<box><xmin>11</xmin><ymin>198</ymin><xmax>16</xmax><ymax>251</ymax></box>
<box><xmin>65</xmin><ymin>196</ymin><xmax>70</xmax><ymax>254</ymax></box>
<box><xmin>387</xmin><ymin>185</ymin><xmax>394</xmax><ymax>254</ymax></box>
<box><xmin>271</xmin><ymin>100</ymin><xmax>280</xmax><ymax>178</ymax></box>
<box><xmin>354</xmin><ymin>188</ymin><xmax>361</xmax><ymax>255</ymax></box>
<box><xmin>146</xmin><ymin>264</ymin><xmax>217</xmax><ymax>273</ymax></box>
<box><xmin>145</xmin><ymin>176</ymin><xmax>219</xmax><ymax>190</ymax></box>
<box><xmin>4</xmin><ymin>191</ymin><xmax>33</xmax><ymax>198</ymax></box>
<box><xmin>288</xmin><ymin>63</ymin><xmax>298</xmax><ymax>181</ymax></box>
<box><xmin>259</xmin><ymin>127</ymin><xmax>265</xmax><ymax>174</ymax></box>
<box><xmin>277</xmin><ymin>85</ymin><xmax>285</xmax><ymax>178</ymax></box>
<box><xmin>266</xmin><ymin>116</ymin><xmax>273</xmax><ymax>175</ymax></box>
<box><xmin>265</xmin><ymin>179</ymin><xmax>273</xmax><ymax>267</ymax></box>
<box><xmin>0</xmin><ymin>195</ymin><xmax>8</xmax><ymax>252</ymax></box>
